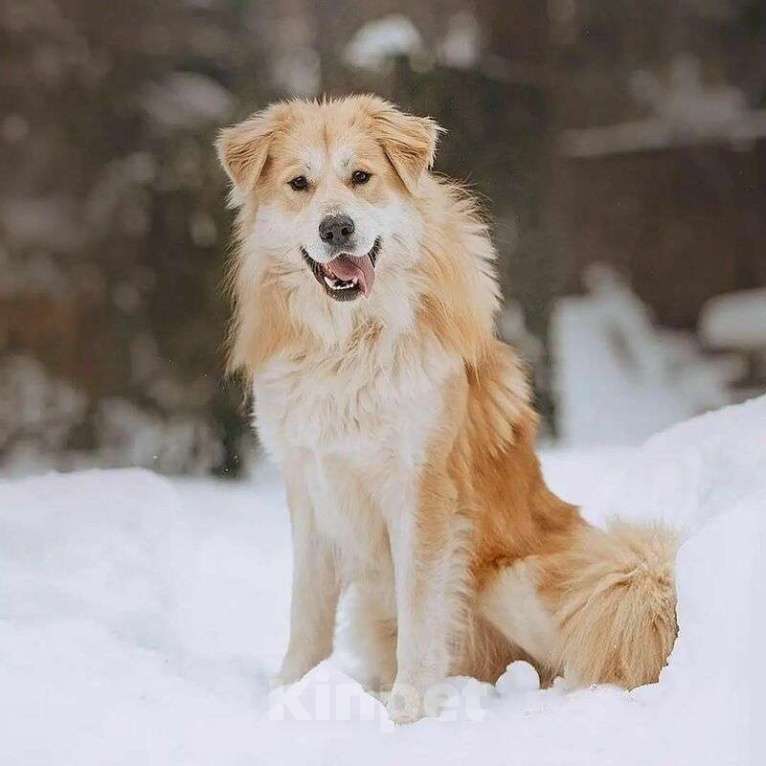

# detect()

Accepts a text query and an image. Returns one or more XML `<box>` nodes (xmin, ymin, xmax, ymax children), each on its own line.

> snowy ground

<box><xmin>1</xmin><ymin>398</ymin><xmax>764</xmax><ymax>765</ymax></box>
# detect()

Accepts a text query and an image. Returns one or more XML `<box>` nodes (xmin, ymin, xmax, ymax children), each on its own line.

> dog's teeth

<box><xmin>323</xmin><ymin>273</ymin><xmax>357</xmax><ymax>290</ymax></box>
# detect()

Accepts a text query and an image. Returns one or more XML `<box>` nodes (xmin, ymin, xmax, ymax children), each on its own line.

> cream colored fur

<box><xmin>540</xmin><ymin>520</ymin><xmax>679</xmax><ymax>687</ymax></box>
<box><xmin>216</xmin><ymin>95</ymin><xmax>679</xmax><ymax>723</ymax></box>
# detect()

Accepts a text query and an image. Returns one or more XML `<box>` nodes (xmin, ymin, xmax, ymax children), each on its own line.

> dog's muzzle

<box><xmin>301</xmin><ymin>237</ymin><xmax>381</xmax><ymax>302</ymax></box>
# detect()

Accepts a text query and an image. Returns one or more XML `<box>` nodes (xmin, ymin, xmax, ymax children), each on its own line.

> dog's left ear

<box><xmin>366</xmin><ymin>99</ymin><xmax>443</xmax><ymax>194</ymax></box>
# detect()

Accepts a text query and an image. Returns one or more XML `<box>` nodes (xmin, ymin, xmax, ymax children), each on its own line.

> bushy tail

<box><xmin>539</xmin><ymin>520</ymin><xmax>679</xmax><ymax>688</ymax></box>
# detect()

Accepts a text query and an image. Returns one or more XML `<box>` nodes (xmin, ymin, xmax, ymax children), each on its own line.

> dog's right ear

<box><xmin>216</xmin><ymin>105</ymin><xmax>286</xmax><ymax>199</ymax></box>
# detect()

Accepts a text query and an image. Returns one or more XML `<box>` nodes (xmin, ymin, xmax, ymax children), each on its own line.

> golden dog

<box><xmin>216</xmin><ymin>95</ymin><xmax>678</xmax><ymax>723</ymax></box>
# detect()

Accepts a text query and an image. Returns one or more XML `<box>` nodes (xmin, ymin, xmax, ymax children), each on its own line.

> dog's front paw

<box><xmin>386</xmin><ymin>671</ymin><xmax>449</xmax><ymax>724</ymax></box>
<box><xmin>385</xmin><ymin>679</ymin><xmax>425</xmax><ymax>724</ymax></box>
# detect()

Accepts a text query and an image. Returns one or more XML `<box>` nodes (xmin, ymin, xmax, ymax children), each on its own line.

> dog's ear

<box><xmin>216</xmin><ymin>104</ymin><xmax>287</xmax><ymax>199</ymax></box>
<box><xmin>365</xmin><ymin>99</ymin><xmax>443</xmax><ymax>194</ymax></box>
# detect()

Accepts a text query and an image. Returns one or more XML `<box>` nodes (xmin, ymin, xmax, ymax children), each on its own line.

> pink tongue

<box><xmin>326</xmin><ymin>254</ymin><xmax>375</xmax><ymax>296</ymax></box>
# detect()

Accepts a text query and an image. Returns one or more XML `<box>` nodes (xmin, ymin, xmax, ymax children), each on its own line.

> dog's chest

<box><xmin>253</xmin><ymin>336</ymin><xmax>457</xmax><ymax>459</ymax></box>
<box><xmin>253</xmin><ymin>336</ymin><xmax>458</xmax><ymax>572</ymax></box>
<box><xmin>255</xmin><ymin>342</ymin><xmax>460</xmax><ymax>579</ymax></box>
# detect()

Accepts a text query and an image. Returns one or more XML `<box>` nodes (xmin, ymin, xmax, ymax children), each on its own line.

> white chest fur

<box><xmin>253</xmin><ymin>331</ymin><xmax>459</xmax><ymax>576</ymax></box>
<box><xmin>253</xmin><ymin>331</ymin><xmax>456</xmax><ymax>459</ymax></box>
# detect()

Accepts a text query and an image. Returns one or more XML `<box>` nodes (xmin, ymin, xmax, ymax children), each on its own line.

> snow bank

<box><xmin>1</xmin><ymin>399</ymin><xmax>764</xmax><ymax>764</ymax></box>
<box><xmin>551</xmin><ymin>264</ymin><xmax>734</xmax><ymax>446</ymax></box>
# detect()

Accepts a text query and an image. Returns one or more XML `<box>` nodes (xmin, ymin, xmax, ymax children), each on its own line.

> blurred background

<box><xmin>1</xmin><ymin>0</ymin><xmax>765</xmax><ymax>477</ymax></box>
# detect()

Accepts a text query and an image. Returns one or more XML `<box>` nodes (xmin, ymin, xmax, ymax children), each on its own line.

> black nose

<box><xmin>319</xmin><ymin>214</ymin><xmax>355</xmax><ymax>247</ymax></box>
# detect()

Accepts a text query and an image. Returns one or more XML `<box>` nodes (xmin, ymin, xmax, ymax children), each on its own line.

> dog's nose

<box><xmin>319</xmin><ymin>214</ymin><xmax>355</xmax><ymax>247</ymax></box>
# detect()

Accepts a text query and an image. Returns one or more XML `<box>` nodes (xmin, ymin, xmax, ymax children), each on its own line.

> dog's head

<box><xmin>217</xmin><ymin>96</ymin><xmax>441</xmax><ymax>306</ymax></box>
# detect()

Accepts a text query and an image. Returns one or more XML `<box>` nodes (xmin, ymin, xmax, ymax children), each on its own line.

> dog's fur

<box><xmin>216</xmin><ymin>95</ymin><xmax>679</xmax><ymax>722</ymax></box>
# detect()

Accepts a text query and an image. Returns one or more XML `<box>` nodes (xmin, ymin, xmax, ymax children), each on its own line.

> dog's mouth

<box><xmin>301</xmin><ymin>238</ymin><xmax>381</xmax><ymax>302</ymax></box>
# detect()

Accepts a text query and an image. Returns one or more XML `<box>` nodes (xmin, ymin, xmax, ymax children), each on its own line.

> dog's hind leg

<box><xmin>478</xmin><ymin>559</ymin><xmax>560</xmax><ymax>676</ymax></box>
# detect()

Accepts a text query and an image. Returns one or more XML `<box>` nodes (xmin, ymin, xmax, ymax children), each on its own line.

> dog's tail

<box><xmin>539</xmin><ymin>520</ymin><xmax>679</xmax><ymax>688</ymax></box>
<box><xmin>480</xmin><ymin>520</ymin><xmax>679</xmax><ymax>689</ymax></box>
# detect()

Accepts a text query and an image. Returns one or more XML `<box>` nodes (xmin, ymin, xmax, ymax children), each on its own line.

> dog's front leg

<box><xmin>383</xmin><ymin>470</ymin><xmax>457</xmax><ymax>723</ymax></box>
<box><xmin>275</xmin><ymin>469</ymin><xmax>340</xmax><ymax>686</ymax></box>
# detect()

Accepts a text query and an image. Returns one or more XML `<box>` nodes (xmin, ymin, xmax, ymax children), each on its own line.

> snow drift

<box><xmin>1</xmin><ymin>398</ymin><xmax>764</xmax><ymax>765</ymax></box>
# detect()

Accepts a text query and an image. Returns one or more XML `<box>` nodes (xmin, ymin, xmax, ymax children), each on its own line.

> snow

<box><xmin>561</xmin><ymin>54</ymin><xmax>766</xmax><ymax>157</ymax></box>
<box><xmin>1</xmin><ymin>397</ymin><xmax>764</xmax><ymax>764</ymax></box>
<box><xmin>0</xmin><ymin>355</ymin><xmax>86</xmax><ymax>467</ymax></box>
<box><xmin>272</xmin><ymin>48</ymin><xmax>320</xmax><ymax>98</ymax></box>
<box><xmin>551</xmin><ymin>264</ymin><xmax>736</xmax><ymax>446</ymax></box>
<box><xmin>96</xmin><ymin>398</ymin><xmax>224</xmax><ymax>475</ymax></box>
<box><xmin>0</xmin><ymin>357</ymin><xmax>223</xmax><ymax>476</ymax></box>
<box><xmin>700</xmin><ymin>288</ymin><xmax>766</xmax><ymax>351</ymax></box>
<box><xmin>141</xmin><ymin>72</ymin><xmax>233</xmax><ymax>129</ymax></box>
<box><xmin>345</xmin><ymin>15</ymin><xmax>424</xmax><ymax>72</ymax></box>
<box><xmin>438</xmin><ymin>12</ymin><xmax>481</xmax><ymax>69</ymax></box>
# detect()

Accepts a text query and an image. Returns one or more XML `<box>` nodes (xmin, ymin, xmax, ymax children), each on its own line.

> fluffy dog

<box><xmin>216</xmin><ymin>95</ymin><xmax>678</xmax><ymax>723</ymax></box>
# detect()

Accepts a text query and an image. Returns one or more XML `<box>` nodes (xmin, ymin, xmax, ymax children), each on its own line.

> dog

<box><xmin>216</xmin><ymin>95</ymin><xmax>678</xmax><ymax>723</ymax></box>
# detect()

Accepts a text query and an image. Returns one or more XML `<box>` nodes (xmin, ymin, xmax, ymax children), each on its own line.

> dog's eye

<box><xmin>288</xmin><ymin>176</ymin><xmax>309</xmax><ymax>191</ymax></box>
<box><xmin>351</xmin><ymin>170</ymin><xmax>371</xmax><ymax>185</ymax></box>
